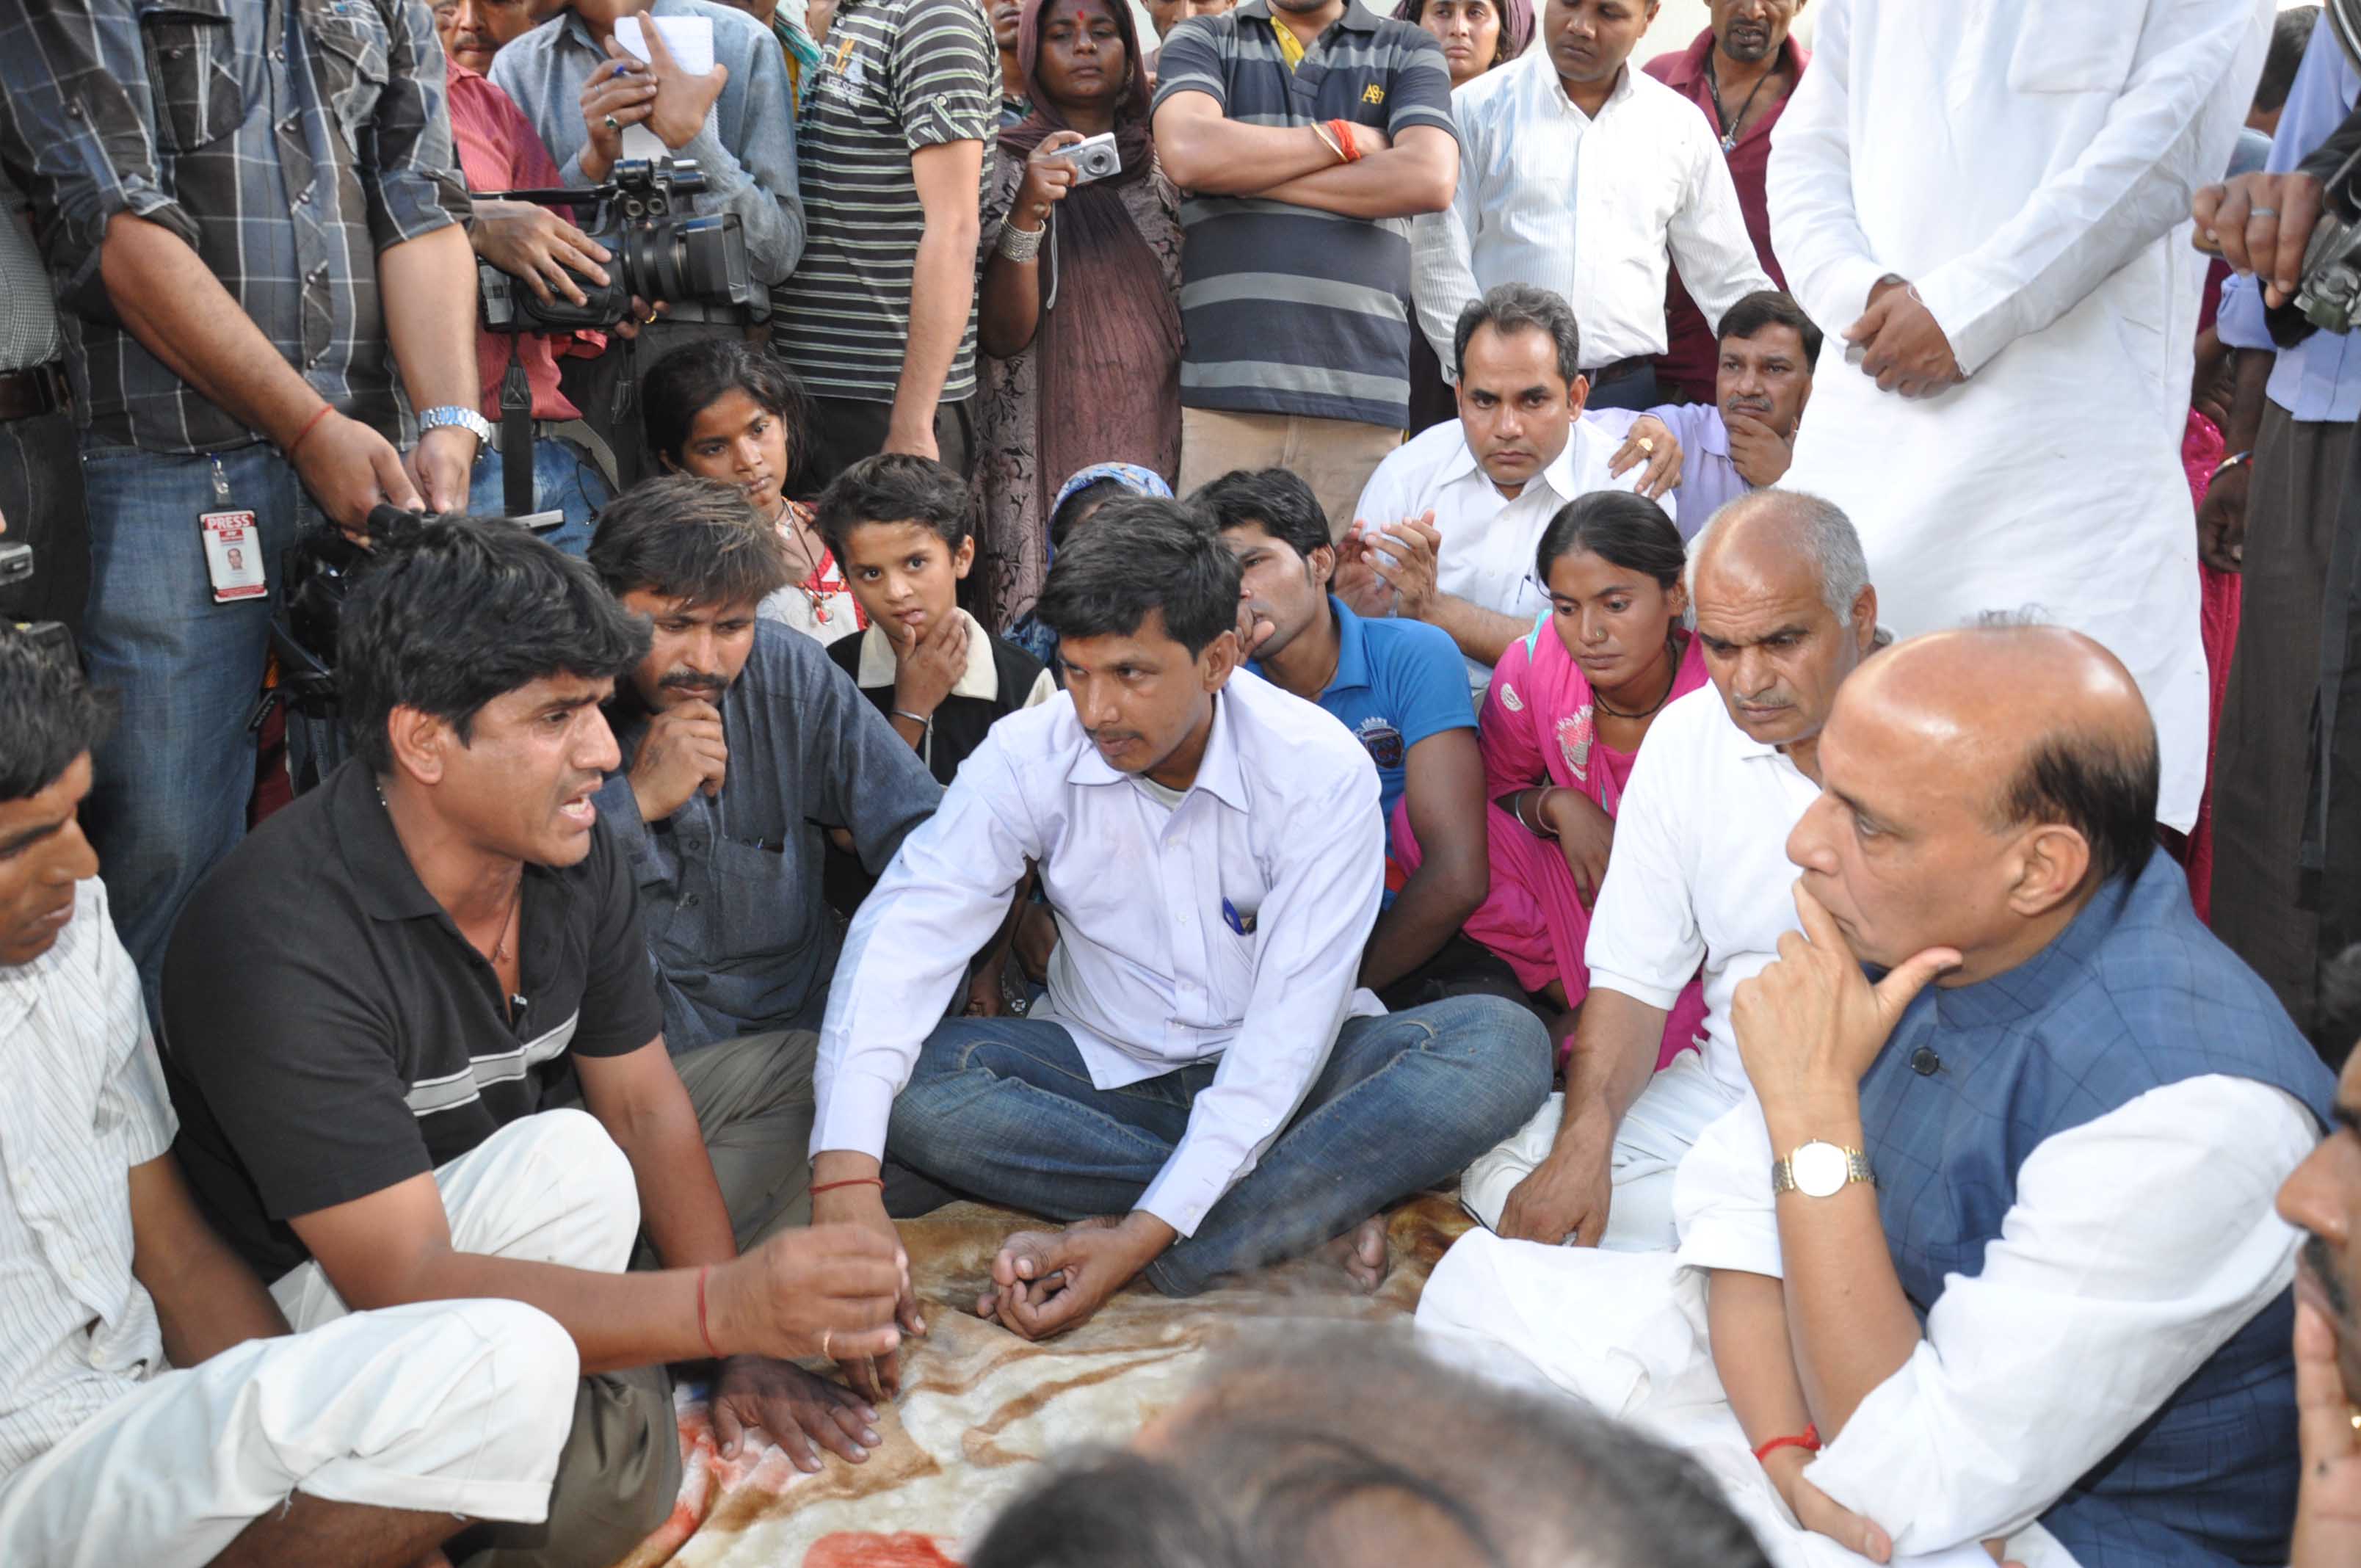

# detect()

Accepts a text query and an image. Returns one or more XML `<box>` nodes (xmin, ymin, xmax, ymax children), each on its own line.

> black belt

<box><xmin>0</xmin><ymin>362</ymin><xmax>67</xmax><ymax>424</ymax></box>
<box><xmin>1589</xmin><ymin>355</ymin><xmax>1652</xmax><ymax>386</ymax></box>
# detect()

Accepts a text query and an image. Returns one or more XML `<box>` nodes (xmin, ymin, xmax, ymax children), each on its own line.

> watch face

<box><xmin>1792</xmin><ymin>1141</ymin><xmax>1849</xmax><ymax>1199</ymax></box>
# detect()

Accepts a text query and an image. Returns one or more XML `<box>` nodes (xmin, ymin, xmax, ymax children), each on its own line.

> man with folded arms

<box><xmin>162</xmin><ymin>520</ymin><xmax>905</xmax><ymax>1568</ymax></box>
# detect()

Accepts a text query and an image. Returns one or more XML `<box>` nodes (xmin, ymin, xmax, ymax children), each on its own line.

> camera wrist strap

<box><xmin>501</xmin><ymin>356</ymin><xmax>535</xmax><ymax>518</ymax></box>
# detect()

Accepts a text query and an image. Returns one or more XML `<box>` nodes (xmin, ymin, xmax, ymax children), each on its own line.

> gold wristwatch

<box><xmin>1771</xmin><ymin>1140</ymin><xmax>1875</xmax><ymax>1199</ymax></box>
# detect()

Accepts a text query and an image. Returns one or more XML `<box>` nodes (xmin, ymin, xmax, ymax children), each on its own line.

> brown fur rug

<box><xmin>613</xmin><ymin>1195</ymin><xmax>1472</xmax><ymax>1568</ymax></box>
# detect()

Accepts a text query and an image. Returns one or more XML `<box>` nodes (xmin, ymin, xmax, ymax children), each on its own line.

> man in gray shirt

<box><xmin>491</xmin><ymin>0</ymin><xmax>804</xmax><ymax>482</ymax></box>
<box><xmin>586</xmin><ymin>476</ymin><xmax>941</xmax><ymax>1056</ymax></box>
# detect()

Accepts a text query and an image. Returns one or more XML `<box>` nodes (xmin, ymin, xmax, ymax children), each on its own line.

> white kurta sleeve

<box><xmin>1412</xmin><ymin>117</ymin><xmax>1488</xmax><ymax>377</ymax></box>
<box><xmin>1667</xmin><ymin>118</ymin><xmax>1777</xmax><ymax>332</ymax></box>
<box><xmin>1910</xmin><ymin>0</ymin><xmax>2271</xmax><ymax>377</ymax></box>
<box><xmin>1805</xmin><ymin>1075</ymin><xmax>2318</xmax><ymax>1553</ymax></box>
<box><xmin>1765</xmin><ymin>0</ymin><xmax>1890</xmax><ymax>349</ymax></box>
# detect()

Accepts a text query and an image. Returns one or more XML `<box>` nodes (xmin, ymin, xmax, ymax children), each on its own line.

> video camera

<box><xmin>2</xmin><ymin>542</ymin><xmax>76</xmax><ymax>666</ymax></box>
<box><xmin>476</xmin><ymin>158</ymin><xmax>755</xmax><ymax>333</ymax></box>
<box><xmin>264</xmin><ymin>505</ymin><xmax>432</xmax><ymax>722</ymax></box>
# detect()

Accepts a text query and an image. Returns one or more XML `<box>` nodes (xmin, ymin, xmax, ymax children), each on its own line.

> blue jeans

<box><xmin>78</xmin><ymin>443</ymin><xmax>322</xmax><ymax>1017</ymax></box>
<box><xmin>465</xmin><ymin>434</ymin><xmax>612</xmax><ymax>557</ymax></box>
<box><xmin>886</xmin><ymin>995</ymin><xmax>1550</xmax><ymax>1297</ymax></box>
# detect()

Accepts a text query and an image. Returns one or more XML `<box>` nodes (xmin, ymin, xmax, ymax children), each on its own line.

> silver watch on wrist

<box><xmin>1771</xmin><ymin>1140</ymin><xmax>1874</xmax><ymax>1199</ymax></box>
<box><xmin>417</xmin><ymin>404</ymin><xmax>494</xmax><ymax>458</ymax></box>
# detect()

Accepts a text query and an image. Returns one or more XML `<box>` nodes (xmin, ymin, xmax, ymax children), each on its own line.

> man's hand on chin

<box><xmin>976</xmin><ymin>1213</ymin><xmax>1176</xmax><ymax>1341</ymax></box>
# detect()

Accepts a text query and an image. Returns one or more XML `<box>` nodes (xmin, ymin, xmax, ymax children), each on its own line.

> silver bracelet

<box><xmin>996</xmin><ymin>219</ymin><xmax>1045</xmax><ymax>263</ymax></box>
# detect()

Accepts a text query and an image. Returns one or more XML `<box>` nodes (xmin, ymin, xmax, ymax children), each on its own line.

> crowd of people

<box><xmin>1</xmin><ymin>0</ymin><xmax>2360</xmax><ymax>1565</ymax></box>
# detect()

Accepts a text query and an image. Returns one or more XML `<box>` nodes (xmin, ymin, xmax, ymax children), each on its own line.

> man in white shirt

<box><xmin>808</xmin><ymin>501</ymin><xmax>1550</xmax><ymax>1357</ymax></box>
<box><xmin>0</xmin><ymin>628</ymin><xmax>580</xmax><ymax>1567</ymax></box>
<box><xmin>1421</xmin><ymin>626</ymin><xmax>2332</xmax><ymax>1567</ymax></box>
<box><xmin>1348</xmin><ymin>283</ymin><xmax>1671</xmax><ymax>697</ymax></box>
<box><xmin>1413</xmin><ymin>0</ymin><xmax>1772</xmax><ymax>410</ymax></box>
<box><xmin>1767</xmin><ymin>0</ymin><xmax>2272</xmax><ymax>832</ymax></box>
<box><xmin>1468</xmin><ymin>489</ymin><xmax>1879</xmax><ymax>1252</ymax></box>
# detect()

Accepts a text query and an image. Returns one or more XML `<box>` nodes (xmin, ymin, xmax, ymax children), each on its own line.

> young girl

<box><xmin>1394</xmin><ymin>491</ymin><xmax>1708</xmax><ymax>1067</ymax></box>
<box><xmin>641</xmin><ymin>339</ymin><xmax>865</xmax><ymax>643</ymax></box>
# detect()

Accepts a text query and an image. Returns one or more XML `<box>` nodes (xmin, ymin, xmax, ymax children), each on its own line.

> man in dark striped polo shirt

<box><xmin>1153</xmin><ymin>0</ymin><xmax>1458</xmax><ymax>536</ymax></box>
<box><xmin>774</xmin><ymin>0</ymin><xmax>997</xmax><ymax>487</ymax></box>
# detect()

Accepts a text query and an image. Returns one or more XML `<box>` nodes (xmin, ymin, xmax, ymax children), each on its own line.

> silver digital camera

<box><xmin>1066</xmin><ymin>131</ymin><xmax>1122</xmax><ymax>185</ymax></box>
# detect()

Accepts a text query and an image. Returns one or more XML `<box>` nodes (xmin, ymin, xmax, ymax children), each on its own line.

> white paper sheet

<box><xmin>609</xmin><ymin>15</ymin><xmax>717</xmax><ymax>166</ymax></box>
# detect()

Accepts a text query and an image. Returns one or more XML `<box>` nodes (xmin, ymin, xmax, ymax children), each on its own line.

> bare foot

<box><xmin>1324</xmin><ymin>1216</ymin><xmax>1391</xmax><ymax>1292</ymax></box>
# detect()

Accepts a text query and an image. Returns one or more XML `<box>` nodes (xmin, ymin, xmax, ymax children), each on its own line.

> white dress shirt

<box><xmin>1769</xmin><ymin>0</ymin><xmax>2270</xmax><ymax>830</ymax></box>
<box><xmin>1412</xmin><ymin>54</ymin><xmax>1774</xmax><ymax>375</ymax></box>
<box><xmin>1586</xmin><ymin>683</ymin><xmax>1822</xmax><ymax>1103</ymax></box>
<box><xmin>0</xmin><ymin>879</ymin><xmax>176</xmax><ymax>1476</ymax></box>
<box><xmin>1674</xmin><ymin>1076</ymin><xmax>2315</xmax><ymax>1555</ymax></box>
<box><xmin>813</xmin><ymin>669</ymin><xmax>1387</xmax><ymax>1237</ymax></box>
<box><xmin>1352</xmin><ymin>415</ymin><xmax>1670</xmax><ymax>696</ymax></box>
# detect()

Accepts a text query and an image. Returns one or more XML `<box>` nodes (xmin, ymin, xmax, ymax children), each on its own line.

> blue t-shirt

<box><xmin>1254</xmin><ymin>598</ymin><xmax>1475</xmax><ymax>824</ymax></box>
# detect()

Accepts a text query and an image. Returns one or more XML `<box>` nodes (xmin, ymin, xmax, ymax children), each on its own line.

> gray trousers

<box><xmin>468</xmin><ymin>1028</ymin><xmax>819</xmax><ymax>1568</ymax></box>
<box><xmin>2213</xmin><ymin>405</ymin><xmax>2350</xmax><ymax>1034</ymax></box>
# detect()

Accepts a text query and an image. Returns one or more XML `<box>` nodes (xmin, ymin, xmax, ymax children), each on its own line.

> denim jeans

<box><xmin>885</xmin><ymin>995</ymin><xmax>1551</xmax><ymax>1297</ymax></box>
<box><xmin>78</xmin><ymin>442</ymin><xmax>322</xmax><ymax>1017</ymax></box>
<box><xmin>465</xmin><ymin>435</ymin><xmax>612</xmax><ymax>558</ymax></box>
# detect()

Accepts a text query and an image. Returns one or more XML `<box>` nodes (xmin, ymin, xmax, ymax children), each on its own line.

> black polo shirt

<box><xmin>161</xmin><ymin>758</ymin><xmax>664</xmax><ymax>1282</ymax></box>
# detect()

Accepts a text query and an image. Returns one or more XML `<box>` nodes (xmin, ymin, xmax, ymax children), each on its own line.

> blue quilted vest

<box><xmin>1860</xmin><ymin>854</ymin><xmax>2334</xmax><ymax>1567</ymax></box>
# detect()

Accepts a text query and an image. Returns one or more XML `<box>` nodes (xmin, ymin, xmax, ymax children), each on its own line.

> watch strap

<box><xmin>1771</xmin><ymin>1144</ymin><xmax>1875</xmax><ymax>1196</ymax></box>
<box><xmin>418</xmin><ymin>404</ymin><xmax>495</xmax><ymax>447</ymax></box>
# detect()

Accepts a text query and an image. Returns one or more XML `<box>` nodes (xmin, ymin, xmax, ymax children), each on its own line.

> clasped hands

<box><xmin>1846</xmin><ymin>277</ymin><xmax>1961</xmax><ymax>400</ymax></box>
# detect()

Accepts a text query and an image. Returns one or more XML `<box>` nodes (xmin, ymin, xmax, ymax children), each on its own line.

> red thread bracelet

<box><xmin>810</xmin><ymin>1177</ymin><xmax>886</xmax><ymax>1196</ymax></box>
<box><xmin>285</xmin><ymin>403</ymin><xmax>334</xmax><ymax>457</ymax></box>
<box><xmin>695</xmin><ymin>1263</ymin><xmax>721</xmax><ymax>1358</ymax></box>
<box><xmin>1330</xmin><ymin>117</ymin><xmax>1360</xmax><ymax>162</ymax></box>
<box><xmin>1753</xmin><ymin>1423</ymin><xmax>1820</xmax><ymax>1464</ymax></box>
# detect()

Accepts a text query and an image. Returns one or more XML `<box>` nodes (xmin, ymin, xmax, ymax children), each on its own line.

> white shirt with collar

<box><xmin>0</xmin><ymin>878</ymin><xmax>176</xmax><ymax>1475</ymax></box>
<box><xmin>1412</xmin><ymin>54</ymin><xmax>1773</xmax><ymax>376</ymax></box>
<box><xmin>1352</xmin><ymin>414</ymin><xmax>1671</xmax><ymax>697</ymax></box>
<box><xmin>813</xmin><ymin>669</ymin><xmax>1387</xmax><ymax>1237</ymax></box>
<box><xmin>1586</xmin><ymin>681</ymin><xmax>1821</xmax><ymax>1105</ymax></box>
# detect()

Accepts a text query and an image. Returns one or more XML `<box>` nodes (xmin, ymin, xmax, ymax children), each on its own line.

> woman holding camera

<box><xmin>971</xmin><ymin>0</ymin><xmax>1183</xmax><ymax>632</ymax></box>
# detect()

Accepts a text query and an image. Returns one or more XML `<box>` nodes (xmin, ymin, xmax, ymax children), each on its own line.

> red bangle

<box><xmin>695</xmin><ymin>1263</ymin><xmax>721</xmax><ymax>1359</ymax></box>
<box><xmin>284</xmin><ymin>402</ymin><xmax>334</xmax><ymax>457</ymax></box>
<box><xmin>1753</xmin><ymin>1424</ymin><xmax>1820</xmax><ymax>1464</ymax></box>
<box><xmin>1330</xmin><ymin>117</ymin><xmax>1360</xmax><ymax>163</ymax></box>
<box><xmin>810</xmin><ymin>1176</ymin><xmax>886</xmax><ymax>1196</ymax></box>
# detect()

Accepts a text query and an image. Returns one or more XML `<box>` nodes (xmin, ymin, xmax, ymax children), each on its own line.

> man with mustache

<box><xmin>1641</xmin><ymin>0</ymin><xmax>1810</xmax><ymax>404</ymax></box>
<box><xmin>1466</xmin><ymin>487</ymin><xmax>1879</xmax><ymax>1250</ymax></box>
<box><xmin>159</xmin><ymin>518</ymin><xmax>913</xmax><ymax>1568</ymax></box>
<box><xmin>1586</xmin><ymin>289</ymin><xmax>1819</xmax><ymax>534</ymax></box>
<box><xmin>808</xmin><ymin>501</ymin><xmax>1549</xmax><ymax>1358</ymax></box>
<box><xmin>587</xmin><ymin>476</ymin><xmax>940</xmax><ymax>1054</ymax></box>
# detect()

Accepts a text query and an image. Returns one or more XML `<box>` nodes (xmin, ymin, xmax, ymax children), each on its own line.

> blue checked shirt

<box><xmin>0</xmin><ymin>0</ymin><xmax>470</xmax><ymax>453</ymax></box>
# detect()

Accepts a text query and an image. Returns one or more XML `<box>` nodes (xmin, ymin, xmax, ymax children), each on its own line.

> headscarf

<box><xmin>995</xmin><ymin>0</ymin><xmax>1183</xmax><ymax>530</ymax></box>
<box><xmin>1392</xmin><ymin>0</ymin><xmax>1534</xmax><ymax>71</ymax></box>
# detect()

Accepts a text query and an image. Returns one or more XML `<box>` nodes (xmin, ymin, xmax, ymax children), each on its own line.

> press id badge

<box><xmin>200</xmin><ymin>509</ymin><xmax>266</xmax><ymax>603</ymax></box>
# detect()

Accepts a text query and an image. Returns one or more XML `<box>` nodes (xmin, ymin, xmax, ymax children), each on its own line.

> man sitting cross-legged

<box><xmin>1703</xmin><ymin>625</ymin><xmax>2333</xmax><ymax>1563</ymax></box>
<box><xmin>586</xmin><ymin>475</ymin><xmax>942</xmax><ymax>1051</ymax></box>
<box><xmin>808</xmin><ymin>500</ymin><xmax>1551</xmax><ymax>1359</ymax></box>
<box><xmin>1470</xmin><ymin>489</ymin><xmax>1882</xmax><ymax>1251</ymax></box>
<box><xmin>1203</xmin><ymin>465</ymin><xmax>1501</xmax><ymax>1009</ymax></box>
<box><xmin>0</xmin><ymin>627</ymin><xmax>578</xmax><ymax>1568</ymax></box>
<box><xmin>162</xmin><ymin>519</ymin><xmax>909</xmax><ymax>1568</ymax></box>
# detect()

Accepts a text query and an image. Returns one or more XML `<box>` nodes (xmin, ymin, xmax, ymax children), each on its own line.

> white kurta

<box><xmin>1768</xmin><ymin>0</ymin><xmax>2273</xmax><ymax>830</ymax></box>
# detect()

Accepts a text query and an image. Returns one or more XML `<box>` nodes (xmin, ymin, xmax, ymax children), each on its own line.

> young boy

<box><xmin>819</xmin><ymin>454</ymin><xmax>1058</xmax><ymax>785</ymax></box>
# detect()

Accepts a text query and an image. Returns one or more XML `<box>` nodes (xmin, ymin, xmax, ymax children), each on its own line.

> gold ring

<box><xmin>822</xmin><ymin>1328</ymin><xmax>833</xmax><ymax>1358</ymax></box>
<box><xmin>1637</xmin><ymin>438</ymin><xmax>1655</xmax><ymax>456</ymax></box>
<box><xmin>643</xmin><ymin>307</ymin><xmax>659</xmax><ymax>324</ymax></box>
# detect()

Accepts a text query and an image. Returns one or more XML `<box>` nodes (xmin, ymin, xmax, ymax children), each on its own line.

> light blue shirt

<box><xmin>490</xmin><ymin>0</ymin><xmax>805</xmax><ymax>285</ymax></box>
<box><xmin>2216</xmin><ymin>13</ymin><xmax>2361</xmax><ymax>423</ymax></box>
<box><xmin>1581</xmin><ymin>403</ymin><xmax>1751</xmax><ymax>537</ymax></box>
